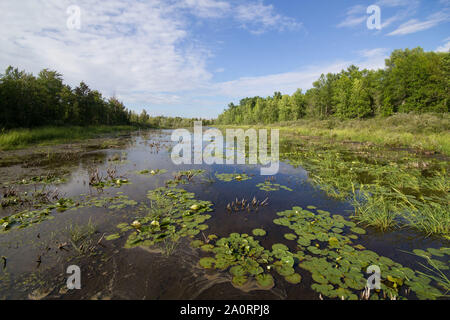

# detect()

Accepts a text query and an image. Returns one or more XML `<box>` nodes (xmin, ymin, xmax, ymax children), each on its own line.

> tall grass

<box><xmin>0</xmin><ymin>125</ymin><xmax>137</xmax><ymax>150</ymax></box>
<box><xmin>217</xmin><ymin>113</ymin><xmax>450</xmax><ymax>155</ymax></box>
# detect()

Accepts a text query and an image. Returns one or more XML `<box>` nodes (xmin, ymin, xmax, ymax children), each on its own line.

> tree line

<box><xmin>216</xmin><ymin>47</ymin><xmax>449</xmax><ymax>125</ymax></box>
<box><xmin>0</xmin><ymin>66</ymin><xmax>210</xmax><ymax>129</ymax></box>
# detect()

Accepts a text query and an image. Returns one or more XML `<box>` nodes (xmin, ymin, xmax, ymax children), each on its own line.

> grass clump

<box><xmin>0</xmin><ymin>125</ymin><xmax>137</xmax><ymax>150</ymax></box>
<box><xmin>218</xmin><ymin>113</ymin><xmax>450</xmax><ymax>155</ymax></box>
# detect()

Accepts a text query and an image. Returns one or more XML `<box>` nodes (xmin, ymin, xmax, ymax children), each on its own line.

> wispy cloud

<box><xmin>387</xmin><ymin>11</ymin><xmax>449</xmax><ymax>35</ymax></box>
<box><xmin>235</xmin><ymin>1</ymin><xmax>301</xmax><ymax>34</ymax></box>
<box><xmin>337</xmin><ymin>5</ymin><xmax>366</xmax><ymax>28</ymax></box>
<box><xmin>178</xmin><ymin>0</ymin><xmax>231</xmax><ymax>18</ymax></box>
<box><xmin>337</xmin><ymin>0</ymin><xmax>420</xmax><ymax>30</ymax></box>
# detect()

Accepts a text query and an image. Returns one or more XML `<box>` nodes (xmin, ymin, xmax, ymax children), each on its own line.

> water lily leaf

<box><xmin>328</xmin><ymin>237</ymin><xmax>339</xmax><ymax>246</ymax></box>
<box><xmin>272</xmin><ymin>243</ymin><xmax>289</xmax><ymax>252</ymax></box>
<box><xmin>199</xmin><ymin>257</ymin><xmax>215</xmax><ymax>269</ymax></box>
<box><xmin>230</xmin><ymin>265</ymin><xmax>246</xmax><ymax>277</ymax></box>
<box><xmin>276</xmin><ymin>265</ymin><xmax>295</xmax><ymax>277</ymax></box>
<box><xmin>350</xmin><ymin>227</ymin><xmax>366</xmax><ymax>235</ymax></box>
<box><xmin>285</xmin><ymin>273</ymin><xmax>302</xmax><ymax>284</ymax></box>
<box><xmin>201</xmin><ymin>244</ymin><xmax>214</xmax><ymax>252</ymax></box>
<box><xmin>252</xmin><ymin>228</ymin><xmax>266</xmax><ymax>236</ymax></box>
<box><xmin>232</xmin><ymin>275</ymin><xmax>248</xmax><ymax>287</ymax></box>
<box><xmin>256</xmin><ymin>273</ymin><xmax>274</xmax><ymax>289</ymax></box>
<box><xmin>284</xmin><ymin>233</ymin><xmax>297</xmax><ymax>240</ymax></box>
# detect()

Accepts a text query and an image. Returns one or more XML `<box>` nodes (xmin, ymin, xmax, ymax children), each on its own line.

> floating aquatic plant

<box><xmin>252</xmin><ymin>228</ymin><xmax>266</xmax><ymax>236</ymax></box>
<box><xmin>256</xmin><ymin>181</ymin><xmax>293</xmax><ymax>192</ymax></box>
<box><xmin>215</xmin><ymin>172</ymin><xmax>251</xmax><ymax>182</ymax></box>
<box><xmin>136</xmin><ymin>169</ymin><xmax>167</xmax><ymax>175</ymax></box>
<box><xmin>274</xmin><ymin>206</ymin><xmax>448</xmax><ymax>300</ymax></box>
<box><xmin>111</xmin><ymin>187</ymin><xmax>213</xmax><ymax>252</ymax></box>
<box><xmin>165</xmin><ymin>169</ymin><xmax>205</xmax><ymax>187</ymax></box>
<box><xmin>196</xmin><ymin>233</ymin><xmax>275</xmax><ymax>289</ymax></box>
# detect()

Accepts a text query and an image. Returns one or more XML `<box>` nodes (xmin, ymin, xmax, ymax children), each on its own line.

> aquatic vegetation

<box><xmin>0</xmin><ymin>192</ymin><xmax>137</xmax><ymax>233</ymax></box>
<box><xmin>351</xmin><ymin>190</ymin><xmax>398</xmax><ymax>231</ymax></box>
<box><xmin>136</xmin><ymin>169</ymin><xmax>167</xmax><ymax>175</ymax></box>
<box><xmin>408</xmin><ymin>248</ymin><xmax>450</xmax><ymax>295</ymax></box>
<box><xmin>1</xmin><ymin>128</ymin><xmax>448</xmax><ymax>300</ymax></box>
<box><xmin>226</xmin><ymin>196</ymin><xmax>268</xmax><ymax>213</ymax></box>
<box><xmin>197</xmin><ymin>233</ymin><xmax>275</xmax><ymax>289</ymax></box>
<box><xmin>165</xmin><ymin>169</ymin><xmax>205</xmax><ymax>187</ymax></box>
<box><xmin>281</xmin><ymin>144</ymin><xmax>450</xmax><ymax>237</ymax></box>
<box><xmin>256</xmin><ymin>181</ymin><xmax>293</xmax><ymax>192</ymax></box>
<box><xmin>108</xmin><ymin>152</ymin><xmax>129</xmax><ymax>164</ymax></box>
<box><xmin>66</xmin><ymin>219</ymin><xmax>99</xmax><ymax>256</ymax></box>
<box><xmin>17</xmin><ymin>174</ymin><xmax>66</xmax><ymax>185</ymax></box>
<box><xmin>196</xmin><ymin>233</ymin><xmax>304</xmax><ymax>289</ymax></box>
<box><xmin>274</xmin><ymin>206</ymin><xmax>448</xmax><ymax>300</ymax></box>
<box><xmin>1</xmin><ymin>185</ymin><xmax>62</xmax><ymax>209</ymax></box>
<box><xmin>215</xmin><ymin>172</ymin><xmax>251</xmax><ymax>182</ymax></box>
<box><xmin>252</xmin><ymin>228</ymin><xmax>266</xmax><ymax>236</ymax></box>
<box><xmin>0</xmin><ymin>126</ymin><xmax>137</xmax><ymax>151</ymax></box>
<box><xmin>0</xmin><ymin>198</ymin><xmax>76</xmax><ymax>232</ymax></box>
<box><xmin>111</xmin><ymin>187</ymin><xmax>213</xmax><ymax>251</ymax></box>
<box><xmin>88</xmin><ymin>167</ymin><xmax>130</xmax><ymax>189</ymax></box>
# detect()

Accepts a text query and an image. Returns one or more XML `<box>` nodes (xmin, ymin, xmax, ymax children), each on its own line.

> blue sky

<box><xmin>1</xmin><ymin>0</ymin><xmax>449</xmax><ymax>118</ymax></box>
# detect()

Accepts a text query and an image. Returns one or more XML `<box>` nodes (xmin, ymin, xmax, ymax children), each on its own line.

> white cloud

<box><xmin>235</xmin><ymin>1</ymin><xmax>301</xmax><ymax>34</ymax></box>
<box><xmin>0</xmin><ymin>0</ymin><xmax>301</xmax><ymax>111</ymax></box>
<box><xmin>0</xmin><ymin>0</ymin><xmax>214</xmax><ymax>107</ymax></box>
<box><xmin>388</xmin><ymin>11</ymin><xmax>449</xmax><ymax>35</ymax></box>
<box><xmin>178</xmin><ymin>0</ymin><xmax>231</xmax><ymax>18</ymax></box>
<box><xmin>337</xmin><ymin>0</ymin><xmax>419</xmax><ymax>30</ymax></box>
<box><xmin>337</xmin><ymin>5</ymin><xmax>366</xmax><ymax>28</ymax></box>
<box><xmin>436</xmin><ymin>37</ymin><xmax>450</xmax><ymax>52</ymax></box>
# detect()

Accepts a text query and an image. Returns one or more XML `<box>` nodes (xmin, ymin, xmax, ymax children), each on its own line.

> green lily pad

<box><xmin>252</xmin><ymin>228</ymin><xmax>267</xmax><ymax>236</ymax></box>
<box><xmin>199</xmin><ymin>257</ymin><xmax>215</xmax><ymax>269</ymax></box>
<box><xmin>284</xmin><ymin>233</ymin><xmax>297</xmax><ymax>240</ymax></box>
<box><xmin>285</xmin><ymin>273</ymin><xmax>302</xmax><ymax>284</ymax></box>
<box><xmin>256</xmin><ymin>273</ymin><xmax>274</xmax><ymax>289</ymax></box>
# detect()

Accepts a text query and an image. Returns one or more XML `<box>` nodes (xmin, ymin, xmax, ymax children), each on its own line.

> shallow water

<box><xmin>0</xmin><ymin>129</ymin><xmax>448</xmax><ymax>300</ymax></box>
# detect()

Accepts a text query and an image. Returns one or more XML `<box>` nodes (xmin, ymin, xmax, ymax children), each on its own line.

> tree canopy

<box><xmin>217</xmin><ymin>48</ymin><xmax>449</xmax><ymax>125</ymax></box>
<box><xmin>0</xmin><ymin>66</ymin><xmax>211</xmax><ymax>129</ymax></box>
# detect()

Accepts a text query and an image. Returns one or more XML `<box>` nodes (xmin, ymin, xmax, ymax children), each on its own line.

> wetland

<box><xmin>0</xmin><ymin>128</ymin><xmax>448</xmax><ymax>300</ymax></box>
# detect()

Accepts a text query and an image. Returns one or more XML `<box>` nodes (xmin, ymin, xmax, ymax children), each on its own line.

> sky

<box><xmin>0</xmin><ymin>0</ymin><xmax>449</xmax><ymax>118</ymax></box>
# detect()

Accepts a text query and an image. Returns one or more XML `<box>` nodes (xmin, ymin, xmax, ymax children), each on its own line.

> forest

<box><xmin>217</xmin><ymin>48</ymin><xmax>449</xmax><ymax>125</ymax></box>
<box><xmin>0</xmin><ymin>66</ymin><xmax>209</xmax><ymax>130</ymax></box>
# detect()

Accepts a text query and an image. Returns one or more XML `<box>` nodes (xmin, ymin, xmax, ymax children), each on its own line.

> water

<box><xmin>0</xmin><ymin>129</ymin><xmax>447</xmax><ymax>300</ymax></box>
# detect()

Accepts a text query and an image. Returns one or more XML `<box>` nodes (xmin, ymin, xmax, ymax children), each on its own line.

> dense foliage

<box><xmin>0</xmin><ymin>66</ymin><xmax>210</xmax><ymax>129</ymax></box>
<box><xmin>217</xmin><ymin>48</ymin><xmax>449</xmax><ymax>124</ymax></box>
